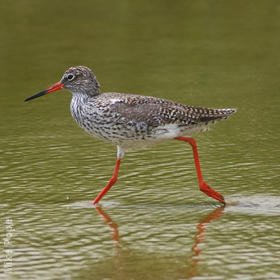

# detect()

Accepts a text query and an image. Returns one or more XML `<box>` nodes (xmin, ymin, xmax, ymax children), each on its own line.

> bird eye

<box><xmin>67</xmin><ymin>74</ymin><xmax>74</xmax><ymax>81</ymax></box>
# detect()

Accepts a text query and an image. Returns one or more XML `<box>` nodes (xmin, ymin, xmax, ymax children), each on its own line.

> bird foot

<box><xmin>199</xmin><ymin>181</ymin><xmax>225</xmax><ymax>205</ymax></box>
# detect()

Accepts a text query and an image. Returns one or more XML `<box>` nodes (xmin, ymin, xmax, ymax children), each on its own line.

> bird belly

<box><xmin>73</xmin><ymin>110</ymin><xmax>212</xmax><ymax>148</ymax></box>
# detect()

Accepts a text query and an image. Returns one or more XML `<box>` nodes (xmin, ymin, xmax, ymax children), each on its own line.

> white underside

<box><xmin>153</xmin><ymin>123</ymin><xmax>210</xmax><ymax>139</ymax></box>
<box><xmin>117</xmin><ymin>122</ymin><xmax>211</xmax><ymax>155</ymax></box>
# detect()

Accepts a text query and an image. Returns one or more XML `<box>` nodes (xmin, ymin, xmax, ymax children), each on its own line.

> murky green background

<box><xmin>1</xmin><ymin>0</ymin><xmax>280</xmax><ymax>279</ymax></box>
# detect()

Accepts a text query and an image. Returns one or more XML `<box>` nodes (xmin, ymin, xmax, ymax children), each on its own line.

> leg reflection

<box><xmin>95</xmin><ymin>206</ymin><xmax>121</xmax><ymax>249</ymax></box>
<box><xmin>187</xmin><ymin>206</ymin><xmax>225</xmax><ymax>278</ymax></box>
<box><xmin>95</xmin><ymin>205</ymin><xmax>224</xmax><ymax>279</ymax></box>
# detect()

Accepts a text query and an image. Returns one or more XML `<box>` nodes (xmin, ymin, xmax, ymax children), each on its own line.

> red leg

<box><xmin>175</xmin><ymin>136</ymin><xmax>225</xmax><ymax>204</ymax></box>
<box><xmin>92</xmin><ymin>158</ymin><xmax>121</xmax><ymax>205</ymax></box>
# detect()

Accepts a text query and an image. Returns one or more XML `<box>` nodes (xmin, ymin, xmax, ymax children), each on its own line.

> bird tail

<box><xmin>198</xmin><ymin>108</ymin><xmax>237</xmax><ymax>123</ymax></box>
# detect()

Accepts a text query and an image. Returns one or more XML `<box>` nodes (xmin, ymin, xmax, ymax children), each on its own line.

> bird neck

<box><xmin>71</xmin><ymin>92</ymin><xmax>92</xmax><ymax>104</ymax></box>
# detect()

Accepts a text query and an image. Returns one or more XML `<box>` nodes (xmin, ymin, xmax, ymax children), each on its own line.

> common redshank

<box><xmin>25</xmin><ymin>66</ymin><xmax>236</xmax><ymax>205</ymax></box>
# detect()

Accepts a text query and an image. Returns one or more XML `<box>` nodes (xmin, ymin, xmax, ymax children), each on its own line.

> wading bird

<box><xmin>25</xmin><ymin>66</ymin><xmax>236</xmax><ymax>205</ymax></box>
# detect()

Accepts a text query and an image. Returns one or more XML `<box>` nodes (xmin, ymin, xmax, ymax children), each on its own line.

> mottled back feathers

<box><xmin>98</xmin><ymin>92</ymin><xmax>236</xmax><ymax>128</ymax></box>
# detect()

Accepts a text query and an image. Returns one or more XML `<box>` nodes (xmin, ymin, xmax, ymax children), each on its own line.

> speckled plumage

<box><xmin>63</xmin><ymin>66</ymin><xmax>236</xmax><ymax>150</ymax></box>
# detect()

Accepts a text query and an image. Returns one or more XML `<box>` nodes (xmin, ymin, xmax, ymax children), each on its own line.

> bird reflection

<box><xmin>95</xmin><ymin>205</ymin><xmax>224</xmax><ymax>279</ymax></box>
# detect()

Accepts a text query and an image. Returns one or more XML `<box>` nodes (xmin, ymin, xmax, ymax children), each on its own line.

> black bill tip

<box><xmin>25</xmin><ymin>90</ymin><xmax>48</xmax><ymax>102</ymax></box>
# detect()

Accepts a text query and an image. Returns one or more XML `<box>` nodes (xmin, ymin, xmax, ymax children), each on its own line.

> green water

<box><xmin>1</xmin><ymin>1</ymin><xmax>280</xmax><ymax>279</ymax></box>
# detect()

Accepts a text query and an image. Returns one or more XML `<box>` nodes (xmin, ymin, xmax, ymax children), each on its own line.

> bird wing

<box><xmin>105</xmin><ymin>93</ymin><xmax>236</xmax><ymax>128</ymax></box>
